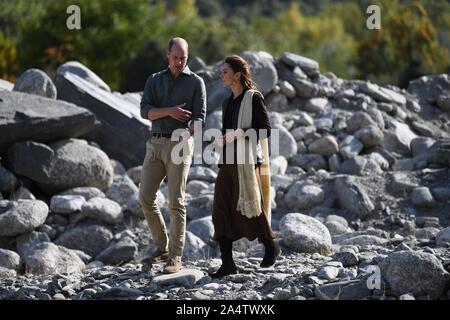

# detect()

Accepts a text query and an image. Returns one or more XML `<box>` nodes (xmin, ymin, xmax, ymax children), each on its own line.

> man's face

<box><xmin>167</xmin><ymin>44</ymin><xmax>188</xmax><ymax>77</ymax></box>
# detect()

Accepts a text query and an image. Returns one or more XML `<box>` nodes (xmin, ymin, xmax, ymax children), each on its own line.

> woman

<box><xmin>210</xmin><ymin>55</ymin><xmax>280</xmax><ymax>279</ymax></box>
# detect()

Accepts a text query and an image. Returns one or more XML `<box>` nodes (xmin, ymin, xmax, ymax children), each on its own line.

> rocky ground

<box><xmin>0</xmin><ymin>51</ymin><xmax>449</xmax><ymax>300</ymax></box>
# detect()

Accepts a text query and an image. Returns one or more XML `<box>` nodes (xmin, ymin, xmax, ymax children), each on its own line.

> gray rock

<box><xmin>59</xmin><ymin>187</ymin><xmax>106</xmax><ymax>200</ymax></box>
<box><xmin>383</xmin><ymin>120</ymin><xmax>417</xmax><ymax>155</ymax></box>
<box><xmin>318</xmin><ymin>266</ymin><xmax>340</xmax><ymax>280</ymax></box>
<box><xmin>436</xmin><ymin>227</ymin><xmax>450</xmax><ymax>247</ymax></box>
<box><xmin>0</xmin><ymin>79</ymin><xmax>14</xmax><ymax>91</ymax></box>
<box><xmin>308</xmin><ymin>135</ymin><xmax>339</xmax><ymax>157</ymax></box>
<box><xmin>332</xmin><ymin>251</ymin><xmax>358</xmax><ymax>267</ymax></box>
<box><xmin>297</xmin><ymin>112</ymin><xmax>315</xmax><ymax>127</ymax></box>
<box><xmin>279</xmin><ymin>213</ymin><xmax>332</xmax><ymax>254</ymax></box>
<box><xmin>8</xmin><ymin>139</ymin><xmax>114</xmax><ymax>194</ymax></box>
<box><xmin>339</xmin><ymin>156</ymin><xmax>367</xmax><ymax>176</ymax></box>
<box><xmin>57</xmin><ymin>61</ymin><xmax>111</xmax><ymax>92</ymax></box>
<box><xmin>266</xmin><ymin>92</ymin><xmax>289</xmax><ymax>112</ymax></box>
<box><xmin>339</xmin><ymin>135</ymin><xmax>364</xmax><ymax>159</ymax></box>
<box><xmin>16</xmin><ymin>231</ymin><xmax>51</xmax><ymax>257</ymax></box>
<box><xmin>0</xmin><ymin>91</ymin><xmax>96</xmax><ymax>153</ymax></box>
<box><xmin>379</xmin><ymin>251</ymin><xmax>449</xmax><ymax>299</ymax></box>
<box><xmin>270</xmin><ymin>156</ymin><xmax>288</xmax><ymax>175</ymax></box>
<box><xmin>188</xmin><ymin>166</ymin><xmax>217</xmax><ymax>183</ymax></box>
<box><xmin>204</xmin><ymin>110</ymin><xmax>222</xmax><ymax>132</ymax></box>
<box><xmin>105</xmin><ymin>175</ymin><xmax>138</xmax><ymax>206</ymax></box>
<box><xmin>278</xmin><ymin>80</ymin><xmax>296</xmax><ymax>99</ymax></box>
<box><xmin>82</xmin><ymin>197</ymin><xmax>123</xmax><ymax>224</ymax></box>
<box><xmin>186</xmin><ymin>180</ymin><xmax>211</xmax><ymax>197</ymax></box>
<box><xmin>291</xmin><ymin>78</ymin><xmax>320</xmax><ymax>98</ymax></box>
<box><xmin>9</xmin><ymin>187</ymin><xmax>35</xmax><ymax>200</ymax></box>
<box><xmin>280</xmin><ymin>52</ymin><xmax>320</xmax><ymax>76</ymax></box>
<box><xmin>338</xmin><ymin>235</ymin><xmax>388</xmax><ymax>247</ymax></box>
<box><xmin>410</xmin><ymin>187</ymin><xmax>436</xmax><ymax>208</ymax></box>
<box><xmin>241</xmin><ymin>51</ymin><xmax>278</xmax><ymax>95</ymax></box>
<box><xmin>437</xmin><ymin>95</ymin><xmax>450</xmax><ymax>111</ymax></box>
<box><xmin>126</xmin><ymin>166</ymin><xmax>142</xmax><ymax>185</ymax></box>
<box><xmin>187</xmin><ymin>216</ymin><xmax>214</xmax><ymax>245</ymax></box>
<box><xmin>354</xmin><ymin>126</ymin><xmax>384</xmax><ymax>148</ymax></box>
<box><xmin>325</xmin><ymin>221</ymin><xmax>349</xmax><ymax>236</ymax></box>
<box><xmin>314</xmin><ymin>279</ymin><xmax>371</xmax><ymax>300</ymax></box>
<box><xmin>0</xmin><ymin>200</ymin><xmax>48</xmax><ymax>237</ymax></box>
<box><xmin>363</xmin><ymin>83</ymin><xmax>406</xmax><ymax>105</ymax></box>
<box><xmin>304</xmin><ymin>98</ymin><xmax>329</xmax><ymax>114</ymax></box>
<box><xmin>186</xmin><ymin>194</ymin><xmax>214</xmax><ymax>220</ymax></box>
<box><xmin>0</xmin><ymin>266</ymin><xmax>16</xmax><ymax>278</ymax></box>
<box><xmin>188</xmin><ymin>56</ymin><xmax>207</xmax><ymax>72</ymax></box>
<box><xmin>0</xmin><ymin>249</ymin><xmax>23</xmax><ymax>272</ymax></box>
<box><xmin>22</xmin><ymin>242</ymin><xmax>85</xmax><ymax>275</ymax></box>
<box><xmin>50</xmin><ymin>195</ymin><xmax>86</xmax><ymax>215</ymax></box>
<box><xmin>314</xmin><ymin>118</ymin><xmax>333</xmax><ymax>132</ymax></box>
<box><xmin>272</xmin><ymin>126</ymin><xmax>297</xmax><ymax>160</ymax></box>
<box><xmin>410</xmin><ymin>137</ymin><xmax>436</xmax><ymax>157</ymax></box>
<box><xmin>328</xmin><ymin>153</ymin><xmax>342</xmax><ymax>172</ymax></box>
<box><xmin>55</xmin><ymin>224</ymin><xmax>113</xmax><ymax>257</ymax></box>
<box><xmin>183</xmin><ymin>231</ymin><xmax>209</xmax><ymax>261</ymax></box>
<box><xmin>53</xmin><ymin>72</ymin><xmax>151</xmax><ymax>168</ymax></box>
<box><xmin>389</xmin><ymin>172</ymin><xmax>418</xmax><ymax>194</ymax></box>
<box><xmin>110</xmin><ymin>159</ymin><xmax>126</xmax><ymax>176</ymax></box>
<box><xmin>290</xmin><ymin>126</ymin><xmax>316</xmax><ymax>141</ymax></box>
<box><xmin>13</xmin><ymin>69</ymin><xmax>57</xmax><ymax>99</ymax></box>
<box><xmin>152</xmin><ymin>268</ymin><xmax>205</xmax><ymax>287</ymax></box>
<box><xmin>326</xmin><ymin>215</ymin><xmax>349</xmax><ymax>228</ymax></box>
<box><xmin>0</xmin><ymin>166</ymin><xmax>19</xmax><ymax>193</ymax></box>
<box><xmin>334</xmin><ymin>176</ymin><xmax>374</xmax><ymax>218</ymax></box>
<box><xmin>346</xmin><ymin>112</ymin><xmax>378</xmax><ymax>134</ymax></box>
<box><xmin>285</xmin><ymin>182</ymin><xmax>325</xmax><ymax>210</ymax></box>
<box><xmin>415</xmin><ymin>227</ymin><xmax>440</xmax><ymax>240</ymax></box>
<box><xmin>432</xmin><ymin>187</ymin><xmax>450</xmax><ymax>202</ymax></box>
<box><xmin>95</xmin><ymin>236</ymin><xmax>137</xmax><ymax>265</ymax></box>
<box><xmin>290</xmin><ymin>154</ymin><xmax>328</xmax><ymax>171</ymax></box>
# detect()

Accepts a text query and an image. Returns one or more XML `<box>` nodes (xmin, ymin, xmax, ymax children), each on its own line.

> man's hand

<box><xmin>169</xmin><ymin>103</ymin><xmax>192</xmax><ymax>122</ymax></box>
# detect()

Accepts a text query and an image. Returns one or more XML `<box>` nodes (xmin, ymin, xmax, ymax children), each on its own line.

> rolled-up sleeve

<box><xmin>140</xmin><ymin>75</ymin><xmax>155</xmax><ymax>119</ymax></box>
<box><xmin>191</xmin><ymin>78</ymin><xmax>207</xmax><ymax>124</ymax></box>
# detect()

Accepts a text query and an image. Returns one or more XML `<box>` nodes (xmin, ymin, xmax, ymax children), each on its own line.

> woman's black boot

<box><xmin>210</xmin><ymin>237</ymin><xmax>237</xmax><ymax>279</ymax></box>
<box><xmin>260</xmin><ymin>238</ymin><xmax>281</xmax><ymax>268</ymax></box>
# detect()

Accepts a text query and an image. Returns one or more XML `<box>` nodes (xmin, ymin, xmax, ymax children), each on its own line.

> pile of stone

<box><xmin>0</xmin><ymin>51</ymin><xmax>449</xmax><ymax>300</ymax></box>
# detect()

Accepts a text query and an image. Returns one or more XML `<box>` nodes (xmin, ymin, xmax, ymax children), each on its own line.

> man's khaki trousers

<box><xmin>138</xmin><ymin>136</ymin><xmax>194</xmax><ymax>259</ymax></box>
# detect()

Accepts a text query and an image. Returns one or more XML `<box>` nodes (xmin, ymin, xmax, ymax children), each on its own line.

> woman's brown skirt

<box><xmin>212</xmin><ymin>163</ymin><xmax>275</xmax><ymax>242</ymax></box>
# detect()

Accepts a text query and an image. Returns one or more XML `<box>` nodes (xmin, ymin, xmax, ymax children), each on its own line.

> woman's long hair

<box><xmin>224</xmin><ymin>55</ymin><xmax>257</xmax><ymax>91</ymax></box>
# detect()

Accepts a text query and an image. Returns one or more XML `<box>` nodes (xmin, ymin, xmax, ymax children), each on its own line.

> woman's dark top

<box><xmin>219</xmin><ymin>89</ymin><xmax>271</xmax><ymax>167</ymax></box>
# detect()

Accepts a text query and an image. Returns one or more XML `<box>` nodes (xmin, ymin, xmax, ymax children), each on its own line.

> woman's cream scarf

<box><xmin>235</xmin><ymin>89</ymin><xmax>272</xmax><ymax>224</ymax></box>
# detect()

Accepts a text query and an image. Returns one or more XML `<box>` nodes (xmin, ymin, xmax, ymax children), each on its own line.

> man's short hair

<box><xmin>168</xmin><ymin>37</ymin><xmax>189</xmax><ymax>52</ymax></box>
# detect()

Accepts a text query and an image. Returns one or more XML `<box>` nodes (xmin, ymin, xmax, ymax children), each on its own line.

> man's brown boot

<box><xmin>163</xmin><ymin>257</ymin><xmax>182</xmax><ymax>274</ymax></box>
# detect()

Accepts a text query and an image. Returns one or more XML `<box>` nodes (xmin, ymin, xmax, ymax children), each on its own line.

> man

<box><xmin>139</xmin><ymin>37</ymin><xmax>207</xmax><ymax>273</ymax></box>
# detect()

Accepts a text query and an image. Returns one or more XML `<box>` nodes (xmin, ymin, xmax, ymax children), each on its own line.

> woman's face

<box><xmin>220</xmin><ymin>63</ymin><xmax>239</xmax><ymax>87</ymax></box>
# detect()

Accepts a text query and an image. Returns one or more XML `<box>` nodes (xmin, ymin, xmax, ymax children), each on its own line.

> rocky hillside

<box><xmin>0</xmin><ymin>51</ymin><xmax>449</xmax><ymax>300</ymax></box>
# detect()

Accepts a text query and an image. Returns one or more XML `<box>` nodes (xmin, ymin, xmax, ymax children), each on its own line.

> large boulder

<box><xmin>17</xmin><ymin>232</ymin><xmax>85</xmax><ymax>275</ymax></box>
<box><xmin>0</xmin><ymin>91</ymin><xmax>96</xmax><ymax>153</ymax></box>
<box><xmin>13</xmin><ymin>69</ymin><xmax>57</xmax><ymax>99</ymax></box>
<box><xmin>55</xmin><ymin>224</ymin><xmax>113</xmax><ymax>257</ymax></box>
<box><xmin>186</xmin><ymin>216</ymin><xmax>214</xmax><ymax>245</ymax></box>
<box><xmin>81</xmin><ymin>197</ymin><xmax>123</xmax><ymax>225</ymax></box>
<box><xmin>53</xmin><ymin>72</ymin><xmax>151</xmax><ymax>168</ymax></box>
<box><xmin>0</xmin><ymin>200</ymin><xmax>48</xmax><ymax>237</ymax></box>
<box><xmin>280</xmin><ymin>52</ymin><xmax>320</xmax><ymax>76</ymax></box>
<box><xmin>57</xmin><ymin>61</ymin><xmax>111</xmax><ymax>92</ymax></box>
<box><xmin>240</xmin><ymin>51</ymin><xmax>278</xmax><ymax>95</ymax></box>
<box><xmin>279</xmin><ymin>213</ymin><xmax>332</xmax><ymax>255</ymax></box>
<box><xmin>95</xmin><ymin>236</ymin><xmax>137</xmax><ymax>265</ymax></box>
<box><xmin>0</xmin><ymin>166</ymin><xmax>19</xmax><ymax>193</ymax></box>
<box><xmin>383</xmin><ymin>120</ymin><xmax>418</xmax><ymax>155</ymax></box>
<box><xmin>284</xmin><ymin>182</ymin><xmax>325</xmax><ymax>210</ymax></box>
<box><xmin>0</xmin><ymin>79</ymin><xmax>14</xmax><ymax>91</ymax></box>
<box><xmin>379</xmin><ymin>251</ymin><xmax>449</xmax><ymax>299</ymax></box>
<box><xmin>361</xmin><ymin>82</ymin><xmax>406</xmax><ymax>105</ymax></box>
<box><xmin>334</xmin><ymin>176</ymin><xmax>374</xmax><ymax>219</ymax></box>
<box><xmin>0</xmin><ymin>249</ymin><xmax>23</xmax><ymax>272</ymax></box>
<box><xmin>8</xmin><ymin>139</ymin><xmax>114</xmax><ymax>194</ymax></box>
